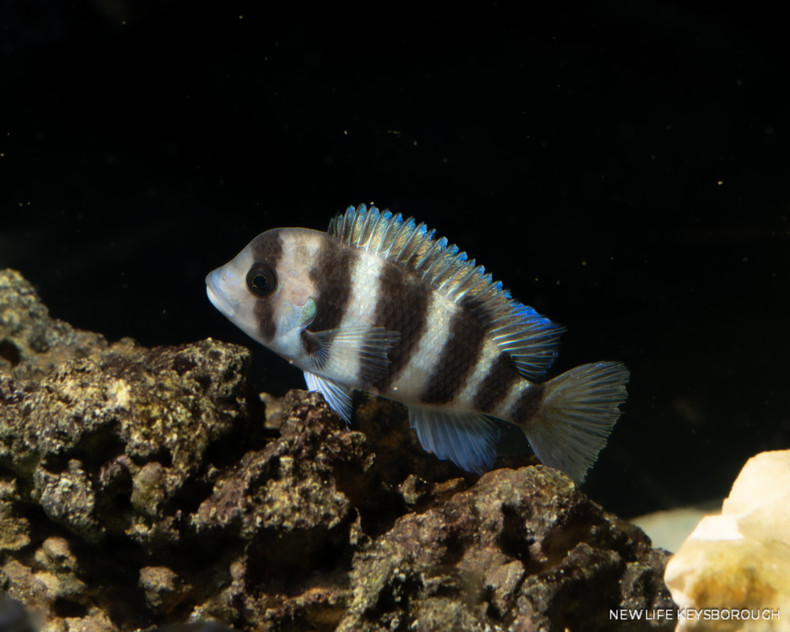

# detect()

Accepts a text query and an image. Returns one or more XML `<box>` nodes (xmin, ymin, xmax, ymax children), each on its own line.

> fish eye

<box><xmin>246</xmin><ymin>263</ymin><xmax>277</xmax><ymax>297</ymax></box>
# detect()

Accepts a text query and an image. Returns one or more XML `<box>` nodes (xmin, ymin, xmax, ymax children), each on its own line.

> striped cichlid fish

<box><xmin>206</xmin><ymin>204</ymin><xmax>629</xmax><ymax>481</ymax></box>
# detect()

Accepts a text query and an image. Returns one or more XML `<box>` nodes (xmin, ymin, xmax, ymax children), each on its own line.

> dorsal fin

<box><xmin>328</xmin><ymin>204</ymin><xmax>563</xmax><ymax>380</ymax></box>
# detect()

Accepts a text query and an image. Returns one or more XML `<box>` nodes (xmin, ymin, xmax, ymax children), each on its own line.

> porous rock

<box><xmin>0</xmin><ymin>332</ymin><xmax>249</xmax><ymax>545</ymax></box>
<box><xmin>338</xmin><ymin>466</ymin><xmax>674</xmax><ymax>632</ymax></box>
<box><xmin>1</xmin><ymin>269</ymin><xmax>674</xmax><ymax>631</ymax></box>
<box><xmin>0</xmin><ymin>269</ymin><xmax>251</xmax><ymax>628</ymax></box>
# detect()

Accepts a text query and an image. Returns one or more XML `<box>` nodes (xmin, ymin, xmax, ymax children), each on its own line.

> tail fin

<box><xmin>524</xmin><ymin>361</ymin><xmax>629</xmax><ymax>482</ymax></box>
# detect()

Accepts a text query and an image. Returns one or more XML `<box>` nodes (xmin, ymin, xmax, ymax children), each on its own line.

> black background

<box><xmin>2</xmin><ymin>0</ymin><xmax>788</xmax><ymax>518</ymax></box>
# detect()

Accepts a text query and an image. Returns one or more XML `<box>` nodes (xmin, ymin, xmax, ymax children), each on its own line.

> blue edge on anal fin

<box><xmin>304</xmin><ymin>369</ymin><xmax>500</xmax><ymax>475</ymax></box>
<box><xmin>408</xmin><ymin>406</ymin><xmax>500</xmax><ymax>474</ymax></box>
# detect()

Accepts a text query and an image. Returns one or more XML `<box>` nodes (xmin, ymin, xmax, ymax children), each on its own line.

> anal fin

<box><xmin>303</xmin><ymin>371</ymin><xmax>354</xmax><ymax>423</ymax></box>
<box><xmin>408</xmin><ymin>406</ymin><xmax>500</xmax><ymax>475</ymax></box>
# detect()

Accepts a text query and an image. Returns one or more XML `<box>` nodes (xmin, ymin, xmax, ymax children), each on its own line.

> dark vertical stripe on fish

<box><xmin>421</xmin><ymin>298</ymin><xmax>490</xmax><ymax>404</ymax></box>
<box><xmin>308</xmin><ymin>238</ymin><xmax>357</xmax><ymax>332</ymax></box>
<box><xmin>511</xmin><ymin>383</ymin><xmax>546</xmax><ymax>424</ymax></box>
<box><xmin>472</xmin><ymin>353</ymin><xmax>521</xmax><ymax>412</ymax></box>
<box><xmin>251</xmin><ymin>231</ymin><xmax>284</xmax><ymax>342</ymax></box>
<box><xmin>372</xmin><ymin>261</ymin><xmax>430</xmax><ymax>389</ymax></box>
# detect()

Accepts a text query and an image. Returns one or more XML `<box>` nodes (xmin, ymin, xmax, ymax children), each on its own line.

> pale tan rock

<box><xmin>664</xmin><ymin>450</ymin><xmax>790</xmax><ymax>631</ymax></box>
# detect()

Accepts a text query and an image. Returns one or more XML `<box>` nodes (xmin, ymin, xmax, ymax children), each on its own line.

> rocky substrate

<box><xmin>0</xmin><ymin>269</ymin><xmax>675</xmax><ymax>631</ymax></box>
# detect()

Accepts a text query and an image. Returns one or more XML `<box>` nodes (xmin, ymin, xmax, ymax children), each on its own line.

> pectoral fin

<box><xmin>304</xmin><ymin>325</ymin><xmax>400</xmax><ymax>387</ymax></box>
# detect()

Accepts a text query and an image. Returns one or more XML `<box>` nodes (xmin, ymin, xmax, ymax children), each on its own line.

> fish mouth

<box><xmin>205</xmin><ymin>268</ymin><xmax>238</xmax><ymax>319</ymax></box>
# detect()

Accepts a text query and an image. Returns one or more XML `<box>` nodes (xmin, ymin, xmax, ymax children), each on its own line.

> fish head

<box><xmin>206</xmin><ymin>228</ymin><xmax>322</xmax><ymax>362</ymax></box>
